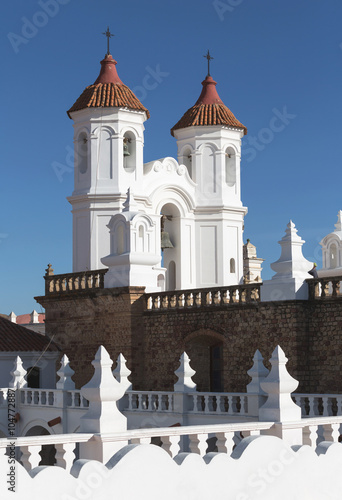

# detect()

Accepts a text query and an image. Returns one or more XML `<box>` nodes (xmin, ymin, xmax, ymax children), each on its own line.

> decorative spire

<box><xmin>270</xmin><ymin>220</ymin><xmax>313</xmax><ymax>280</ymax></box>
<box><xmin>9</xmin><ymin>356</ymin><xmax>27</xmax><ymax>389</ymax></box>
<box><xmin>203</xmin><ymin>49</ymin><xmax>214</xmax><ymax>77</ymax></box>
<box><xmin>174</xmin><ymin>352</ymin><xmax>196</xmax><ymax>392</ymax></box>
<box><xmin>334</xmin><ymin>210</ymin><xmax>342</xmax><ymax>232</ymax></box>
<box><xmin>56</xmin><ymin>355</ymin><xmax>75</xmax><ymax>390</ymax></box>
<box><xmin>122</xmin><ymin>188</ymin><xmax>139</xmax><ymax>212</ymax></box>
<box><xmin>102</xmin><ymin>27</ymin><xmax>114</xmax><ymax>56</ymax></box>
<box><xmin>113</xmin><ymin>353</ymin><xmax>132</xmax><ymax>392</ymax></box>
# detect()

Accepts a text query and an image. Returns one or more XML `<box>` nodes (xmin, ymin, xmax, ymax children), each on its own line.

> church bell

<box><xmin>161</xmin><ymin>215</ymin><xmax>174</xmax><ymax>251</ymax></box>
<box><xmin>161</xmin><ymin>231</ymin><xmax>174</xmax><ymax>251</ymax></box>
<box><xmin>123</xmin><ymin>140</ymin><xmax>130</xmax><ymax>157</ymax></box>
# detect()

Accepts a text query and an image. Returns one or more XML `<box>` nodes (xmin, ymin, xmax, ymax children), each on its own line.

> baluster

<box><xmin>332</xmin><ymin>280</ymin><xmax>339</xmax><ymax>297</ymax></box>
<box><xmin>213</xmin><ymin>290</ymin><xmax>220</xmax><ymax>305</ymax></box>
<box><xmin>303</xmin><ymin>425</ymin><xmax>318</xmax><ymax>447</ymax></box>
<box><xmin>55</xmin><ymin>443</ymin><xmax>76</xmax><ymax>471</ymax></box>
<box><xmin>162</xmin><ymin>295</ymin><xmax>169</xmax><ymax>309</ymax></box>
<box><xmin>160</xmin><ymin>435</ymin><xmax>180</xmax><ymax>457</ymax></box>
<box><xmin>127</xmin><ymin>392</ymin><xmax>133</xmax><ymax>410</ymax></box>
<box><xmin>229</xmin><ymin>288</ymin><xmax>237</xmax><ymax>303</ymax></box>
<box><xmin>178</xmin><ymin>294</ymin><xmax>185</xmax><ymax>307</ymax></box>
<box><xmin>153</xmin><ymin>295</ymin><xmax>160</xmax><ymax>310</ymax></box>
<box><xmin>167</xmin><ymin>394</ymin><xmax>173</xmax><ymax>411</ymax></box>
<box><xmin>195</xmin><ymin>292</ymin><xmax>201</xmax><ymax>307</ymax></box>
<box><xmin>321</xmin><ymin>280</ymin><xmax>329</xmax><ymax>298</ymax></box>
<box><xmin>323</xmin><ymin>423</ymin><xmax>341</xmax><ymax>442</ymax></box>
<box><xmin>138</xmin><ymin>394</ymin><xmax>143</xmax><ymax>410</ymax></box>
<box><xmin>227</xmin><ymin>395</ymin><xmax>233</xmax><ymax>415</ymax></box>
<box><xmin>146</xmin><ymin>296</ymin><xmax>152</xmax><ymax>310</ymax></box>
<box><xmin>327</xmin><ymin>397</ymin><xmax>333</xmax><ymax>416</ymax></box>
<box><xmin>336</xmin><ymin>396</ymin><xmax>342</xmax><ymax>415</ymax></box>
<box><xmin>322</xmin><ymin>396</ymin><xmax>329</xmax><ymax>416</ymax></box>
<box><xmin>170</xmin><ymin>295</ymin><xmax>177</xmax><ymax>308</ymax></box>
<box><xmin>157</xmin><ymin>393</ymin><xmax>163</xmax><ymax>410</ymax></box>
<box><xmin>242</xmin><ymin>396</ymin><xmax>248</xmax><ymax>415</ymax></box>
<box><xmin>20</xmin><ymin>445</ymin><xmax>41</xmax><ymax>471</ymax></box>
<box><xmin>186</xmin><ymin>293</ymin><xmax>193</xmax><ymax>307</ymax></box>
<box><xmin>216</xmin><ymin>396</ymin><xmax>222</xmax><ymax>414</ymax></box>
<box><xmin>216</xmin><ymin>431</ymin><xmax>235</xmax><ymax>455</ymax></box>
<box><xmin>204</xmin><ymin>395</ymin><xmax>209</xmax><ymax>413</ymax></box>
<box><xmin>41</xmin><ymin>391</ymin><xmax>46</xmax><ymax>405</ymax></box>
<box><xmin>189</xmin><ymin>433</ymin><xmax>208</xmax><ymax>456</ymax></box>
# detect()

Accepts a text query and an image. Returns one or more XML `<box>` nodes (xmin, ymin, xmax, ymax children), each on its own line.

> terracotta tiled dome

<box><xmin>67</xmin><ymin>54</ymin><xmax>150</xmax><ymax>119</ymax></box>
<box><xmin>171</xmin><ymin>75</ymin><xmax>246</xmax><ymax>136</ymax></box>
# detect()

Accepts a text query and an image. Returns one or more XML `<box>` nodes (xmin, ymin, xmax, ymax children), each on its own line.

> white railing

<box><xmin>292</xmin><ymin>394</ymin><xmax>342</xmax><ymax>417</ymax></box>
<box><xmin>187</xmin><ymin>392</ymin><xmax>248</xmax><ymax>416</ymax></box>
<box><xmin>2</xmin><ymin>416</ymin><xmax>342</xmax><ymax>473</ymax></box>
<box><xmin>127</xmin><ymin>391</ymin><xmax>174</xmax><ymax>412</ymax></box>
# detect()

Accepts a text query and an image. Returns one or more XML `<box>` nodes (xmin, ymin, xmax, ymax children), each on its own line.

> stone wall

<box><xmin>36</xmin><ymin>288</ymin><xmax>342</xmax><ymax>393</ymax></box>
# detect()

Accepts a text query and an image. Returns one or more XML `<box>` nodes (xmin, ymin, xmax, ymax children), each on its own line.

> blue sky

<box><xmin>1</xmin><ymin>0</ymin><xmax>342</xmax><ymax>314</ymax></box>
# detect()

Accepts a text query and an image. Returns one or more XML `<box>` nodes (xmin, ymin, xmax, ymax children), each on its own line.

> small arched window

<box><xmin>116</xmin><ymin>225</ymin><xmax>125</xmax><ymax>255</ymax></box>
<box><xmin>230</xmin><ymin>258</ymin><xmax>236</xmax><ymax>274</ymax></box>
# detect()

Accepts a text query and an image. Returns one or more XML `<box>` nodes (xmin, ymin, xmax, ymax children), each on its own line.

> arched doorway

<box><xmin>185</xmin><ymin>331</ymin><xmax>224</xmax><ymax>392</ymax></box>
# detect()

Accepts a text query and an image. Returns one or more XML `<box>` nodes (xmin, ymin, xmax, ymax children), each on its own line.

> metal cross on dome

<box><xmin>203</xmin><ymin>50</ymin><xmax>214</xmax><ymax>76</ymax></box>
<box><xmin>102</xmin><ymin>27</ymin><xmax>114</xmax><ymax>55</ymax></box>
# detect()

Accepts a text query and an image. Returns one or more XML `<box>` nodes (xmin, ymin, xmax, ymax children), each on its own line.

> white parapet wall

<box><xmin>1</xmin><ymin>435</ymin><xmax>342</xmax><ymax>499</ymax></box>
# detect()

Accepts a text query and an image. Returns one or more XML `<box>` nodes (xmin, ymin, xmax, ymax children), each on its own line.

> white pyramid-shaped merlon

<box><xmin>174</xmin><ymin>352</ymin><xmax>196</xmax><ymax>392</ymax></box>
<box><xmin>261</xmin><ymin>221</ymin><xmax>313</xmax><ymax>301</ymax></box>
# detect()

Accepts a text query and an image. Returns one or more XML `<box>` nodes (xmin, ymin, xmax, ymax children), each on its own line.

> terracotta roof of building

<box><xmin>16</xmin><ymin>313</ymin><xmax>45</xmax><ymax>325</ymax></box>
<box><xmin>67</xmin><ymin>54</ymin><xmax>150</xmax><ymax>119</ymax></box>
<box><xmin>171</xmin><ymin>75</ymin><xmax>247</xmax><ymax>136</ymax></box>
<box><xmin>0</xmin><ymin>317</ymin><xmax>59</xmax><ymax>352</ymax></box>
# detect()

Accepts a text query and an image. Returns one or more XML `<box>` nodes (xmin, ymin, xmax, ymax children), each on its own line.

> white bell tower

<box><xmin>170</xmin><ymin>56</ymin><xmax>248</xmax><ymax>286</ymax></box>
<box><xmin>67</xmin><ymin>49</ymin><xmax>150</xmax><ymax>272</ymax></box>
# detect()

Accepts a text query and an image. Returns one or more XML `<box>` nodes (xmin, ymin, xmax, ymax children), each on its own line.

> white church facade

<box><xmin>67</xmin><ymin>49</ymin><xmax>248</xmax><ymax>292</ymax></box>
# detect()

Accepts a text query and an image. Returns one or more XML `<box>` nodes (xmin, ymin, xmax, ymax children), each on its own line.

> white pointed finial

<box><xmin>113</xmin><ymin>353</ymin><xmax>132</xmax><ymax>392</ymax></box>
<box><xmin>9</xmin><ymin>356</ymin><xmax>27</xmax><ymax>389</ymax></box>
<box><xmin>246</xmin><ymin>349</ymin><xmax>269</xmax><ymax>394</ymax></box>
<box><xmin>259</xmin><ymin>345</ymin><xmax>301</xmax><ymax>422</ymax></box>
<box><xmin>80</xmin><ymin>346</ymin><xmax>127</xmax><ymax>434</ymax></box>
<box><xmin>334</xmin><ymin>210</ymin><xmax>342</xmax><ymax>232</ymax></box>
<box><xmin>56</xmin><ymin>355</ymin><xmax>75</xmax><ymax>390</ymax></box>
<box><xmin>174</xmin><ymin>352</ymin><xmax>196</xmax><ymax>392</ymax></box>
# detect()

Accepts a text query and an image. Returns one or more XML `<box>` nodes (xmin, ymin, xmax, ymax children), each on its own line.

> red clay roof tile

<box><xmin>171</xmin><ymin>75</ymin><xmax>246</xmax><ymax>136</ymax></box>
<box><xmin>67</xmin><ymin>54</ymin><xmax>150</xmax><ymax>119</ymax></box>
<box><xmin>0</xmin><ymin>317</ymin><xmax>59</xmax><ymax>352</ymax></box>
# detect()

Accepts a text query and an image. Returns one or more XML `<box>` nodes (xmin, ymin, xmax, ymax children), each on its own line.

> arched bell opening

<box><xmin>329</xmin><ymin>243</ymin><xmax>338</xmax><ymax>269</ymax></box>
<box><xmin>225</xmin><ymin>146</ymin><xmax>236</xmax><ymax>188</ymax></box>
<box><xmin>160</xmin><ymin>203</ymin><xmax>180</xmax><ymax>290</ymax></box>
<box><xmin>76</xmin><ymin>131</ymin><xmax>88</xmax><ymax>175</ymax></box>
<box><xmin>123</xmin><ymin>131</ymin><xmax>136</xmax><ymax>173</ymax></box>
